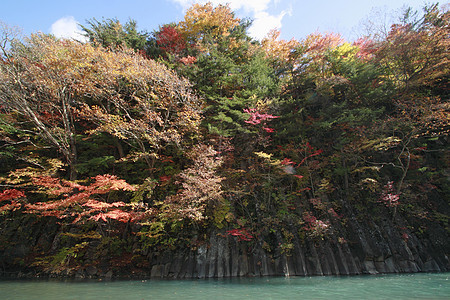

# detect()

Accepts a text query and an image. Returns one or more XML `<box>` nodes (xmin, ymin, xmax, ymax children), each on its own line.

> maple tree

<box><xmin>292</xmin><ymin>32</ymin><xmax>344</xmax><ymax>80</ymax></box>
<box><xmin>164</xmin><ymin>144</ymin><xmax>223</xmax><ymax>221</ymax></box>
<box><xmin>301</xmin><ymin>211</ymin><xmax>329</xmax><ymax>239</ymax></box>
<box><xmin>0</xmin><ymin>189</ymin><xmax>25</xmax><ymax>201</ymax></box>
<box><xmin>379</xmin><ymin>181</ymin><xmax>400</xmax><ymax>207</ymax></box>
<box><xmin>0</xmin><ymin>174</ymin><xmax>144</xmax><ymax>225</ymax></box>
<box><xmin>261</xmin><ymin>29</ymin><xmax>299</xmax><ymax>67</ymax></box>
<box><xmin>156</xmin><ymin>24</ymin><xmax>187</xmax><ymax>57</ymax></box>
<box><xmin>25</xmin><ymin>174</ymin><xmax>139</xmax><ymax>223</ymax></box>
<box><xmin>260</xmin><ymin>29</ymin><xmax>300</xmax><ymax>89</ymax></box>
<box><xmin>177</xmin><ymin>2</ymin><xmax>240</xmax><ymax>46</ymax></box>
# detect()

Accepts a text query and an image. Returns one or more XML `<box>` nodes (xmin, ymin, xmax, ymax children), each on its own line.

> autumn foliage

<box><xmin>0</xmin><ymin>2</ymin><xmax>448</xmax><ymax>264</ymax></box>
<box><xmin>0</xmin><ymin>189</ymin><xmax>25</xmax><ymax>213</ymax></box>
<box><xmin>25</xmin><ymin>175</ymin><xmax>138</xmax><ymax>223</ymax></box>
<box><xmin>0</xmin><ymin>189</ymin><xmax>25</xmax><ymax>202</ymax></box>
<box><xmin>156</xmin><ymin>25</ymin><xmax>187</xmax><ymax>55</ymax></box>
<box><xmin>177</xmin><ymin>2</ymin><xmax>240</xmax><ymax>42</ymax></box>
<box><xmin>165</xmin><ymin>144</ymin><xmax>223</xmax><ymax>221</ymax></box>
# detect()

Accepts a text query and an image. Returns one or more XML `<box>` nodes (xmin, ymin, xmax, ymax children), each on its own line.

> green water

<box><xmin>0</xmin><ymin>273</ymin><xmax>448</xmax><ymax>299</ymax></box>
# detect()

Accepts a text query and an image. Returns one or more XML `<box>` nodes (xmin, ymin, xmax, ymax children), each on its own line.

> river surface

<box><xmin>0</xmin><ymin>273</ymin><xmax>448</xmax><ymax>299</ymax></box>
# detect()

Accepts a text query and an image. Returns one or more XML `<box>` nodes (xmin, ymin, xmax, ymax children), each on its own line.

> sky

<box><xmin>0</xmin><ymin>0</ymin><xmax>440</xmax><ymax>42</ymax></box>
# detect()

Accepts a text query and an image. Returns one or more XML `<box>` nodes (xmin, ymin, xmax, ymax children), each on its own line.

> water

<box><xmin>0</xmin><ymin>273</ymin><xmax>448</xmax><ymax>300</ymax></box>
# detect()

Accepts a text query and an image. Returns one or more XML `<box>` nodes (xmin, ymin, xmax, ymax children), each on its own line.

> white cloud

<box><xmin>50</xmin><ymin>16</ymin><xmax>87</xmax><ymax>41</ymax></box>
<box><xmin>169</xmin><ymin>0</ymin><xmax>290</xmax><ymax>40</ymax></box>
<box><xmin>170</xmin><ymin>0</ymin><xmax>270</xmax><ymax>13</ymax></box>
<box><xmin>227</xmin><ymin>0</ymin><xmax>271</xmax><ymax>13</ymax></box>
<box><xmin>249</xmin><ymin>10</ymin><xmax>288</xmax><ymax>40</ymax></box>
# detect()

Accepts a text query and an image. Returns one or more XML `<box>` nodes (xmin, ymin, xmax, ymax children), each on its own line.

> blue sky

<box><xmin>1</xmin><ymin>0</ymin><xmax>436</xmax><ymax>42</ymax></box>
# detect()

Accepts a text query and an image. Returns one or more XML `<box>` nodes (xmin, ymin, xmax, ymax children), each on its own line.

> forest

<box><xmin>0</xmin><ymin>2</ymin><xmax>448</xmax><ymax>278</ymax></box>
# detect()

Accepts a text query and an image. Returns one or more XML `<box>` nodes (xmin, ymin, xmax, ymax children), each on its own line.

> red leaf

<box><xmin>226</xmin><ymin>228</ymin><xmax>254</xmax><ymax>241</ymax></box>
<box><xmin>91</xmin><ymin>209</ymin><xmax>132</xmax><ymax>223</ymax></box>
<box><xmin>0</xmin><ymin>189</ymin><xmax>25</xmax><ymax>201</ymax></box>
<box><xmin>263</xmin><ymin>127</ymin><xmax>275</xmax><ymax>133</ymax></box>
<box><xmin>243</xmin><ymin>108</ymin><xmax>279</xmax><ymax>125</ymax></box>
<box><xmin>0</xmin><ymin>201</ymin><xmax>21</xmax><ymax>212</ymax></box>
<box><xmin>159</xmin><ymin>175</ymin><xmax>171</xmax><ymax>182</ymax></box>
<box><xmin>280</xmin><ymin>158</ymin><xmax>295</xmax><ymax>165</ymax></box>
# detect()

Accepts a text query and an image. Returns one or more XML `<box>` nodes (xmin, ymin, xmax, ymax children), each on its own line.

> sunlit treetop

<box><xmin>261</xmin><ymin>29</ymin><xmax>300</xmax><ymax>63</ymax></box>
<box><xmin>177</xmin><ymin>2</ymin><xmax>241</xmax><ymax>43</ymax></box>
<box><xmin>156</xmin><ymin>24</ymin><xmax>187</xmax><ymax>55</ymax></box>
<box><xmin>301</xmin><ymin>32</ymin><xmax>344</xmax><ymax>56</ymax></box>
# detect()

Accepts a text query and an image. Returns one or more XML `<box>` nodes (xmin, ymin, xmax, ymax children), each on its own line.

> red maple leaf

<box><xmin>0</xmin><ymin>189</ymin><xmax>25</xmax><ymax>202</ymax></box>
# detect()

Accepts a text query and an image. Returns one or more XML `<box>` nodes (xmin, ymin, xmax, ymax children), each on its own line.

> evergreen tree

<box><xmin>81</xmin><ymin>18</ymin><xmax>149</xmax><ymax>51</ymax></box>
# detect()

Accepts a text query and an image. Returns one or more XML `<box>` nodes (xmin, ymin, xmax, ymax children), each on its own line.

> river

<box><xmin>0</xmin><ymin>272</ymin><xmax>448</xmax><ymax>299</ymax></box>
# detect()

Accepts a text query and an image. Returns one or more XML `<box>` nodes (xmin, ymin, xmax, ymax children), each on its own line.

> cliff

<box><xmin>1</xmin><ymin>199</ymin><xmax>447</xmax><ymax>279</ymax></box>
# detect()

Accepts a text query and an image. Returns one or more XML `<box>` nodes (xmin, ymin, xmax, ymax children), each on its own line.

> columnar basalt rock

<box><xmin>0</xmin><ymin>212</ymin><xmax>448</xmax><ymax>279</ymax></box>
<box><xmin>139</xmin><ymin>223</ymin><xmax>447</xmax><ymax>279</ymax></box>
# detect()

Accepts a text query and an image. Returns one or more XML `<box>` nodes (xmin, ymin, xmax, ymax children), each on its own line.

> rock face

<box><xmin>142</xmin><ymin>227</ymin><xmax>447</xmax><ymax>279</ymax></box>
<box><xmin>0</xmin><ymin>209</ymin><xmax>448</xmax><ymax>279</ymax></box>
<box><xmin>131</xmin><ymin>200</ymin><xmax>448</xmax><ymax>279</ymax></box>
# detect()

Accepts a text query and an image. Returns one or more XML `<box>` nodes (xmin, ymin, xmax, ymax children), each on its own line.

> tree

<box><xmin>172</xmin><ymin>4</ymin><xmax>280</xmax><ymax>138</ymax></box>
<box><xmin>165</xmin><ymin>144</ymin><xmax>223</xmax><ymax>221</ymax></box>
<box><xmin>0</xmin><ymin>32</ymin><xmax>202</xmax><ymax>180</ymax></box>
<box><xmin>177</xmin><ymin>2</ymin><xmax>241</xmax><ymax>46</ymax></box>
<box><xmin>261</xmin><ymin>29</ymin><xmax>299</xmax><ymax>82</ymax></box>
<box><xmin>366</xmin><ymin>4</ymin><xmax>449</xmax><ymax>195</ymax></box>
<box><xmin>153</xmin><ymin>3</ymin><xmax>281</xmax><ymax>176</ymax></box>
<box><xmin>374</xmin><ymin>4</ymin><xmax>449</xmax><ymax>94</ymax></box>
<box><xmin>0</xmin><ymin>34</ymin><xmax>80</xmax><ymax>179</ymax></box>
<box><xmin>25</xmin><ymin>174</ymin><xmax>139</xmax><ymax>223</ymax></box>
<box><xmin>155</xmin><ymin>24</ymin><xmax>187</xmax><ymax>57</ymax></box>
<box><xmin>76</xmin><ymin>45</ymin><xmax>202</xmax><ymax>172</ymax></box>
<box><xmin>80</xmin><ymin>18</ymin><xmax>149</xmax><ymax>51</ymax></box>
